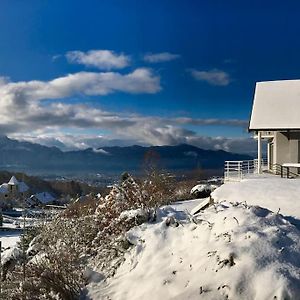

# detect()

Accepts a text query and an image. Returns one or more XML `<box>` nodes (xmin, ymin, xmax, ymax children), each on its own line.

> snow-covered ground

<box><xmin>85</xmin><ymin>175</ymin><xmax>300</xmax><ymax>300</ymax></box>
<box><xmin>1</xmin><ymin>215</ymin><xmax>23</xmax><ymax>255</ymax></box>
<box><xmin>1</xmin><ymin>230</ymin><xmax>22</xmax><ymax>268</ymax></box>
<box><xmin>3</xmin><ymin>174</ymin><xmax>298</xmax><ymax>300</ymax></box>
<box><xmin>168</xmin><ymin>198</ymin><xmax>205</xmax><ymax>213</ymax></box>
<box><xmin>1</xmin><ymin>208</ymin><xmax>52</xmax><ymax>262</ymax></box>
<box><xmin>1</xmin><ymin>230</ymin><xmax>20</xmax><ymax>249</ymax></box>
<box><xmin>1</xmin><ymin>215</ymin><xmax>23</xmax><ymax>261</ymax></box>
<box><xmin>86</xmin><ymin>201</ymin><xmax>300</xmax><ymax>300</ymax></box>
<box><xmin>212</xmin><ymin>174</ymin><xmax>300</xmax><ymax>221</ymax></box>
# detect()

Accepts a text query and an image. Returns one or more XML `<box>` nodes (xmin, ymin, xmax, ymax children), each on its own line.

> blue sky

<box><xmin>0</xmin><ymin>0</ymin><xmax>299</xmax><ymax>153</ymax></box>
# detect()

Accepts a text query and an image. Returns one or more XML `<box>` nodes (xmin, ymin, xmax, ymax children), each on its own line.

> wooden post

<box><xmin>257</xmin><ymin>131</ymin><xmax>262</xmax><ymax>174</ymax></box>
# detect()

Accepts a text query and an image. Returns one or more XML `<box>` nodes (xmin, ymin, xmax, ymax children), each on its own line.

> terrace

<box><xmin>224</xmin><ymin>158</ymin><xmax>300</xmax><ymax>181</ymax></box>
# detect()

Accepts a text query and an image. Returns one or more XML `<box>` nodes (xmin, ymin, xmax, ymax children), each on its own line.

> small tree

<box><xmin>142</xmin><ymin>149</ymin><xmax>175</xmax><ymax>208</ymax></box>
<box><xmin>121</xmin><ymin>172</ymin><xmax>131</xmax><ymax>182</ymax></box>
<box><xmin>143</xmin><ymin>149</ymin><xmax>161</xmax><ymax>175</ymax></box>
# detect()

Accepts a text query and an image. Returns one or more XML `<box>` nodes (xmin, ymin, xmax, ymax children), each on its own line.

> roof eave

<box><xmin>248</xmin><ymin>128</ymin><xmax>300</xmax><ymax>132</ymax></box>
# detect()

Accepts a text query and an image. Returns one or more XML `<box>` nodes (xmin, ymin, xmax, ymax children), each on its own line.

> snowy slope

<box><xmin>86</xmin><ymin>202</ymin><xmax>300</xmax><ymax>300</ymax></box>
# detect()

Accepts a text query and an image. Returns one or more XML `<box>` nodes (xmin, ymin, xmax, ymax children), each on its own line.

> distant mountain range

<box><xmin>0</xmin><ymin>136</ymin><xmax>252</xmax><ymax>175</ymax></box>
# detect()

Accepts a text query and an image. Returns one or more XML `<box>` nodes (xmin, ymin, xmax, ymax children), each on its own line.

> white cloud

<box><xmin>143</xmin><ymin>52</ymin><xmax>180</xmax><ymax>63</ymax></box>
<box><xmin>92</xmin><ymin>148</ymin><xmax>111</xmax><ymax>155</ymax></box>
<box><xmin>6</xmin><ymin>105</ymin><xmax>251</xmax><ymax>153</ymax></box>
<box><xmin>112</xmin><ymin>122</ymin><xmax>255</xmax><ymax>154</ymax></box>
<box><xmin>0</xmin><ymin>70</ymin><xmax>252</xmax><ymax>154</ymax></box>
<box><xmin>0</xmin><ymin>69</ymin><xmax>160</xmax><ymax>136</ymax></box>
<box><xmin>52</xmin><ymin>54</ymin><xmax>62</xmax><ymax>61</ymax></box>
<box><xmin>0</xmin><ymin>68</ymin><xmax>160</xmax><ymax>110</ymax></box>
<box><xmin>189</xmin><ymin>68</ymin><xmax>231</xmax><ymax>86</ymax></box>
<box><xmin>66</xmin><ymin>50</ymin><xmax>130</xmax><ymax>70</ymax></box>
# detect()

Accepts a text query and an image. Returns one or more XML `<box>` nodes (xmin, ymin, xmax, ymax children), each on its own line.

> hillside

<box><xmin>3</xmin><ymin>174</ymin><xmax>300</xmax><ymax>299</ymax></box>
<box><xmin>0</xmin><ymin>170</ymin><xmax>103</xmax><ymax>197</ymax></box>
<box><xmin>0</xmin><ymin>136</ymin><xmax>252</xmax><ymax>175</ymax></box>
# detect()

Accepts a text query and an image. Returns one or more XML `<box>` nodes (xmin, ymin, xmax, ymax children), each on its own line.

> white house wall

<box><xmin>274</xmin><ymin>132</ymin><xmax>300</xmax><ymax>168</ymax></box>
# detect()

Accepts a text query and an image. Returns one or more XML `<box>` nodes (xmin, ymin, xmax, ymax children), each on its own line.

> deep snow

<box><xmin>86</xmin><ymin>198</ymin><xmax>300</xmax><ymax>300</ymax></box>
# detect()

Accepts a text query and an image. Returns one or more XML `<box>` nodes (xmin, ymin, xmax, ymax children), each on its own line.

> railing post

<box><xmin>225</xmin><ymin>161</ymin><xmax>229</xmax><ymax>181</ymax></box>
<box><xmin>227</xmin><ymin>161</ymin><xmax>229</xmax><ymax>180</ymax></box>
<box><xmin>257</xmin><ymin>131</ymin><xmax>262</xmax><ymax>174</ymax></box>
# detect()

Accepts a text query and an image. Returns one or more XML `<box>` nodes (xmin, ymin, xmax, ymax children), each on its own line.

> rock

<box><xmin>190</xmin><ymin>184</ymin><xmax>218</xmax><ymax>199</ymax></box>
<box><xmin>165</xmin><ymin>216</ymin><xmax>179</xmax><ymax>227</ymax></box>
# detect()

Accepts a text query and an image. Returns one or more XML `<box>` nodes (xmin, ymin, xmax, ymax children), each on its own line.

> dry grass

<box><xmin>1</xmin><ymin>171</ymin><xmax>199</xmax><ymax>299</ymax></box>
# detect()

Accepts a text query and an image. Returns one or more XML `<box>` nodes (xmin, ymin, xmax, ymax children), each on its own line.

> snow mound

<box><xmin>86</xmin><ymin>202</ymin><xmax>300</xmax><ymax>300</ymax></box>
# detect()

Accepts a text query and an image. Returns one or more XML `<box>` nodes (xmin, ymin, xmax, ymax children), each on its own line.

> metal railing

<box><xmin>224</xmin><ymin>158</ymin><xmax>267</xmax><ymax>181</ymax></box>
<box><xmin>271</xmin><ymin>163</ymin><xmax>300</xmax><ymax>178</ymax></box>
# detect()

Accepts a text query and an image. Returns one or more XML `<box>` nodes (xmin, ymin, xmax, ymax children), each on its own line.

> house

<box><xmin>249</xmin><ymin>80</ymin><xmax>300</xmax><ymax>175</ymax></box>
<box><xmin>27</xmin><ymin>192</ymin><xmax>56</xmax><ymax>206</ymax></box>
<box><xmin>0</xmin><ymin>175</ymin><xmax>29</xmax><ymax>200</ymax></box>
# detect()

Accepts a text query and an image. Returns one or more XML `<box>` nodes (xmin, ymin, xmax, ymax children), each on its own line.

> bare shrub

<box><xmin>2</xmin><ymin>172</ymin><xmax>177</xmax><ymax>299</ymax></box>
<box><xmin>62</xmin><ymin>195</ymin><xmax>99</xmax><ymax>218</ymax></box>
<box><xmin>173</xmin><ymin>179</ymin><xmax>197</xmax><ymax>200</ymax></box>
<box><xmin>142</xmin><ymin>171</ymin><xmax>175</xmax><ymax>208</ymax></box>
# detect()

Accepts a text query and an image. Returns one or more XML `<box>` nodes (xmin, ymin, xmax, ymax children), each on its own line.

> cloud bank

<box><xmin>0</xmin><ymin>52</ymin><xmax>251</xmax><ymax>154</ymax></box>
<box><xmin>13</xmin><ymin>130</ymin><xmax>256</xmax><ymax>155</ymax></box>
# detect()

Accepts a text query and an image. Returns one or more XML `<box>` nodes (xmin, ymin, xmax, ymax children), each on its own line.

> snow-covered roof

<box><xmin>8</xmin><ymin>176</ymin><xmax>19</xmax><ymax>185</ymax></box>
<box><xmin>0</xmin><ymin>183</ymin><xmax>8</xmax><ymax>194</ymax></box>
<box><xmin>18</xmin><ymin>181</ymin><xmax>29</xmax><ymax>192</ymax></box>
<box><xmin>249</xmin><ymin>80</ymin><xmax>300</xmax><ymax>130</ymax></box>
<box><xmin>32</xmin><ymin>192</ymin><xmax>55</xmax><ymax>204</ymax></box>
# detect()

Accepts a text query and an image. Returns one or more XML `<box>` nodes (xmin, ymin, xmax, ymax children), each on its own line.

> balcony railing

<box><xmin>224</xmin><ymin>159</ymin><xmax>267</xmax><ymax>181</ymax></box>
